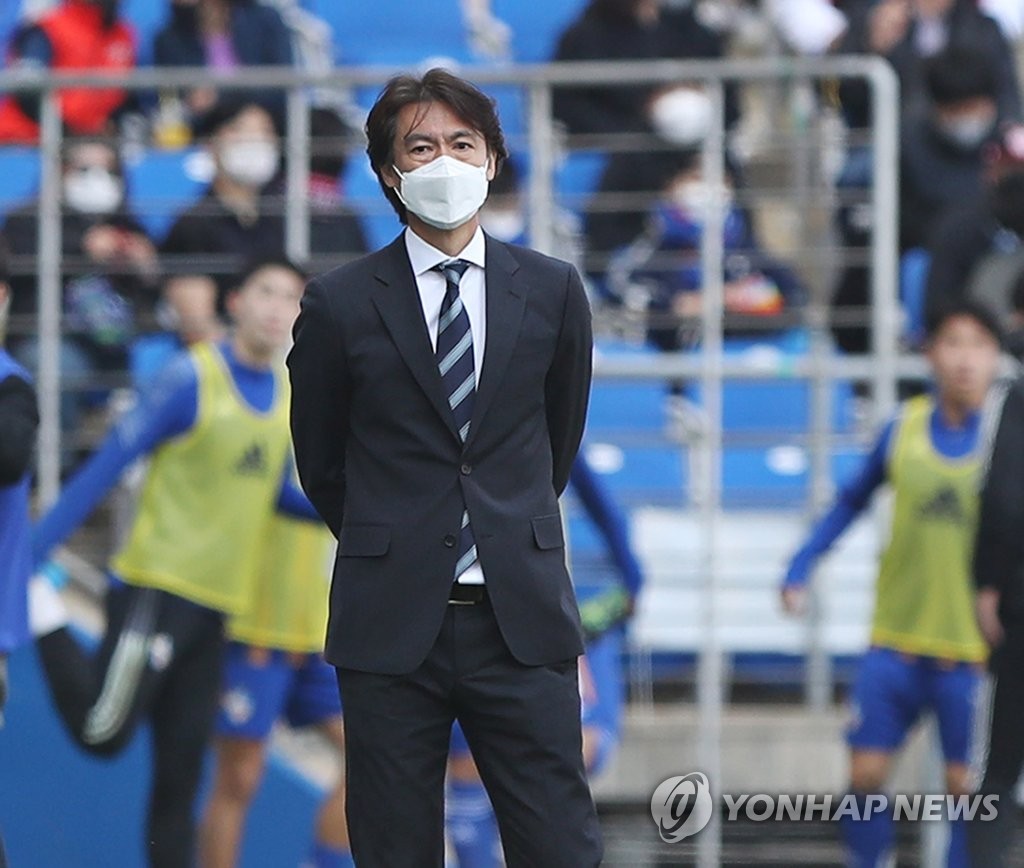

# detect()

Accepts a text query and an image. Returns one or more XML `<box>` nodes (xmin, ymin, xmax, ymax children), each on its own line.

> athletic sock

<box><xmin>947</xmin><ymin>814</ymin><xmax>968</xmax><ymax>868</ymax></box>
<box><xmin>307</xmin><ymin>842</ymin><xmax>354</xmax><ymax>868</ymax></box>
<box><xmin>842</xmin><ymin>792</ymin><xmax>893</xmax><ymax>868</ymax></box>
<box><xmin>446</xmin><ymin>778</ymin><xmax>501</xmax><ymax>868</ymax></box>
<box><xmin>28</xmin><ymin>572</ymin><xmax>69</xmax><ymax>637</ymax></box>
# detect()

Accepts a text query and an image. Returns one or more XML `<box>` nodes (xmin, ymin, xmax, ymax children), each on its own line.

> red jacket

<box><xmin>0</xmin><ymin>0</ymin><xmax>135</xmax><ymax>143</ymax></box>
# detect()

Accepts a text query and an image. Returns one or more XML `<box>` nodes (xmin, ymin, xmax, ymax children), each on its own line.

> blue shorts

<box><xmin>216</xmin><ymin>641</ymin><xmax>341</xmax><ymax>739</ymax></box>
<box><xmin>846</xmin><ymin>646</ymin><xmax>982</xmax><ymax>764</ymax></box>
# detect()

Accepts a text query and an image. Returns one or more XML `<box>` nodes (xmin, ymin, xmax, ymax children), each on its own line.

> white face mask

<box><xmin>938</xmin><ymin>114</ymin><xmax>995</xmax><ymax>151</ymax></box>
<box><xmin>480</xmin><ymin>208</ymin><xmax>525</xmax><ymax>242</ymax></box>
<box><xmin>649</xmin><ymin>87</ymin><xmax>713</xmax><ymax>146</ymax></box>
<box><xmin>671</xmin><ymin>180</ymin><xmax>733</xmax><ymax>220</ymax></box>
<box><xmin>220</xmin><ymin>139</ymin><xmax>280</xmax><ymax>188</ymax></box>
<box><xmin>393</xmin><ymin>155</ymin><xmax>490</xmax><ymax>231</ymax></box>
<box><xmin>63</xmin><ymin>167</ymin><xmax>124</xmax><ymax>215</ymax></box>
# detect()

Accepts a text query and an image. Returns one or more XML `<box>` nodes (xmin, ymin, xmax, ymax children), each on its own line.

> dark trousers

<box><xmin>337</xmin><ymin>595</ymin><xmax>603</xmax><ymax>868</ymax></box>
<box><xmin>970</xmin><ymin>629</ymin><xmax>1024</xmax><ymax>867</ymax></box>
<box><xmin>36</xmin><ymin>584</ymin><xmax>224</xmax><ymax>868</ymax></box>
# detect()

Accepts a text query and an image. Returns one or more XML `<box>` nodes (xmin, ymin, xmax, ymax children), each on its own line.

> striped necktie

<box><xmin>435</xmin><ymin>259</ymin><xmax>477</xmax><ymax>580</ymax></box>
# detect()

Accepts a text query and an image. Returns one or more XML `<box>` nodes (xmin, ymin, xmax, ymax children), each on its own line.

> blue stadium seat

<box><xmin>308</xmin><ymin>0</ymin><xmax>473</xmax><ymax>66</ymax></box>
<box><xmin>0</xmin><ymin>148</ymin><xmax>39</xmax><ymax>220</ymax></box>
<box><xmin>124</xmin><ymin>148</ymin><xmax>208</xmax><ymax>242</ymax></box>
<box><xmin>491</xmin><ymin>0</ymin><xmax>588</xmax><ymax>63</ymax></box>
<box><xmin>120</xmin><ymin>0</ymin><xmax>168</xmax><ymax>66</ymax></box>
<box><xmin>686</xmin><ymin>331</ymin><xmax>857</xmax><ymax>434</ymax></box>
<box><xmin>555</xmin><ymin>150</ymin><xmax>608</xmax><ymax>211</ymax></box>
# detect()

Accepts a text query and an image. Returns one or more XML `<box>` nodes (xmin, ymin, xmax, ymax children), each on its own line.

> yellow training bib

<box><xmin>872</xmin><ymin>395</ymin><xmax>987</xmax><ymax>663</ymax></box>
<box><xmin>112</xmin><ymin>342</ymin><xmax>291</xmax><ymax>615</ymax></box>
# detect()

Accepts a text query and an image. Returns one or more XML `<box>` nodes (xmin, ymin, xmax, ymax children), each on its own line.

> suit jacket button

<box><xmin>443</xmin><ymin>534</ymin><xmax>456</xmax><ymax>548</ymax></box>
<box><xmin>460</xmin><ymin>463</ymin><xmax>472</xmax><ymax>475</ymax></box>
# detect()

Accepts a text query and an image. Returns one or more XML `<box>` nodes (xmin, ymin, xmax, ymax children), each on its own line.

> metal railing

<box><xmin>0</xmin><ymin>57</ymin><xmax>901</xmax><ymax>868</ymax></box>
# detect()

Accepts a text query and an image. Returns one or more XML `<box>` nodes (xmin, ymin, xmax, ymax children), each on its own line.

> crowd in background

<box><xmin>2</xmin><ymin>0</ymin><xmax>1024</xmax><ymax>442</ymax></box>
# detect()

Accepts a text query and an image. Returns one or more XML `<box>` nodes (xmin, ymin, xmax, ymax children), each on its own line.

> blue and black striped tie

<box><xmin>435</xmin><ymin>259</ymin><xmax>477</xmax><ymax>579</ymax></box>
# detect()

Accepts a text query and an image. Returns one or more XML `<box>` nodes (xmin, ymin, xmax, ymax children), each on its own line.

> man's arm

<box><xmin>546</xmin><ymin>265</ymin><xmax>593</xmax><ymax>497</ymax></box>
<box><xmin>0</xmin><ymin>375</ymin><xmax>38</xmax><ymax>486</ymax></box>
<box><xmin>781</xmin><ymin>418</ymin><xmax>894</xmax><ymax>607</ymax></box>
<box><xmin>287</xmin><ymin>278</ymin><xmax>349</xmax><ymax>537</ymax></box>
<box><xmin>974</xmin><ymin>381</ymin><xmax>1024</xmax><ymax>645</ymax></box>
<box><xmin>33</xmin><ymin>353</ymin><xmax>198</xmax><ymax>563</ymax></box>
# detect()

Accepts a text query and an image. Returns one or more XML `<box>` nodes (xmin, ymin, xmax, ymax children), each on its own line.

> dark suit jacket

<box><xmin>288</xmin><ymin>233</ymin><xmax>593</xmax><ymax>674</ymax></box>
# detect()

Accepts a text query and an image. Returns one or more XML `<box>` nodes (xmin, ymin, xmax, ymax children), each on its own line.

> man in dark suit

<box><xmin>287</xmin><ymin>69</ymin><xmax>602</xmax><ymax>867</ymax></box>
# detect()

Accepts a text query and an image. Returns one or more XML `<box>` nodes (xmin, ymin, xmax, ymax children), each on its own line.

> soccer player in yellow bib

<box><xmin>29</xmin><ymin>258</ymin><xmax>319</xmax><ymax>868</ymax></box>
<box><xmin>199</xmin><ymin>499</ymin><xmax>352</xmax><ymax>868</ymax></box>
<box><xmin>781</xmin><ymin>300</ymin><xmax>1003</xmax><ymax>868</ymax></box>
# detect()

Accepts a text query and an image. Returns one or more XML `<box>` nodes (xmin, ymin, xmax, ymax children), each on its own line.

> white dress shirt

<box><xmin>404</xmin><ymin>226</ymin><xmax>487</xmax><ymax>585</ymax></box>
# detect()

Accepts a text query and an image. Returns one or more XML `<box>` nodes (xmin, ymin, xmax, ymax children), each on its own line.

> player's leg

<box><xmin>969</xmin><ymin>631</ymin><xmax>1024</xmax><ymax>868</ymax></box>
<box><xmin>288</xmin><ymin>654</ymin><xmax>353</xmax><ymax>868</ymax></box>
<box><xmin>929</xmin><ymin>659</ymin><xmax>983</xmax><ymax>868</ymax></box>
<box><xmin>446</xmin><ymin>723</ymin><xmax>501</xmax><ymax>868</ymax></box>
<box><xmin>199</xmin><ymin>643</ymin><xmax>292</xmax><ymax>868</ymax></box>
<box><xmin>843</xmin><ymin>648</ymin><xmax>924</xmax><ymax>868</ymax></box>
<box><xmin>146</xmin><ymin>596</ymin><xmax>224</xmax><ymax>868</ymax></box>
<box><xmin>200</xmin><ymin>738</ymin><xmax>269</xmax><ymax>868</ymax></box>
<box><xmin>32</xmin><ymin>580</ymin><xmax>166</xmax><ymax>756</ymax></box>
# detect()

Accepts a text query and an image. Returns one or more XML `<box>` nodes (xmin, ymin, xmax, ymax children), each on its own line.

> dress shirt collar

<box><xmin>404</xmin><ymin>225</ymin><xmax>486</xmax><ymax>277</ymax></box>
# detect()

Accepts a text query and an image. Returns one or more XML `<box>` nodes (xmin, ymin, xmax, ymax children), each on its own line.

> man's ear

<box><xmin>486</xmin><ymin>154</ymin><xmax>496</xmax><ymax>182</ymax></box>
<box><xmin>380</xmin><ymin>163</ymin><xmax>400</xmax><ymax>190</ymax></box>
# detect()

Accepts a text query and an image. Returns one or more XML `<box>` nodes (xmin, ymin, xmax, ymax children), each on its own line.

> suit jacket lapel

<box><xmin>371</xmin><ymin>236</ymin><xmax>462</xmax><ymax>443</ymax></box>
<box><xmin>466</xmin><ymin>237</ymin><xmax>525</xmax><ymax>449</ymax></box>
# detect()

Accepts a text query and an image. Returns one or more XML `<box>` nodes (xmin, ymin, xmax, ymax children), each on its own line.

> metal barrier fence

<box><xmin>0</xmin><ymin>57</ymin><xmax>902</xmax><ymax>867</ymax></box>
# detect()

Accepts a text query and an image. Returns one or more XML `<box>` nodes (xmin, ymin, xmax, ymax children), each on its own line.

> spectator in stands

<box><xmin>611</xmin><ymin>150</ymin><xmax>805</xmax><ymax>353</ymax></box>
<box><xmin>832</xmin><ymin>0</ymin><xmax>1020</xmax><ymax>130</ymax></box>
<box><xmin>0</xmin><ymin>0</ymin><xmax>136</xmax><ymax>144</ymax></box>
<box><xmin>302</xmin><ymin>107</ymin><xmax>369</xmax><ymax>274</ymax></box>
<box><xmin>783</xmin><ymin>300</ymin><xmax>1003</xmax><ymax>868</ymax></box>
<box><xmin>153</xmin><ymin>0</ymin><xmax>293</xmax><ymax>124</ymax></box>
<box><xmin>1003</xmin><ymin>270</ymin><xmax>1024</xmax><ymax>360</ymax></box>
<box><xmin>900</xmin><ymin>47</ymin><xmax>1002</xmax><ymax>251</ymax></box>
<box><xmin>552</xmin><ymin>0</ymin><xmax>739</xmax><ymax>292</ymax></box>
<box><xmin>926</xmin><ymin>156</ymin><xmax>1024</xmax><ymax>322</ymax></box>
<box><xmin>2</xmin><ymin>137</ymin><xmax>158</xmax><ymax>450</ymax></box>
<box><xmin>161</xmin><ymin>96</ymin><xmax>284</xmax><ymax>300</ymax></box>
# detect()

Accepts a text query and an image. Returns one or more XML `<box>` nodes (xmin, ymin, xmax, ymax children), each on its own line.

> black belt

<box><xmin>448</xmin><ymin>583</ymin><xmax>487</xmax><ymax>605</ymax></box>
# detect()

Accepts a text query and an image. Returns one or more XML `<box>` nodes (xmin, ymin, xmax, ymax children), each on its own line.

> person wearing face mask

<box><xmin>552</xmin><ymin>0</ymin><xmax>741</xmax><ymax>298</ymax></box>
<box><xmin>924</xmin><ymin>145</ymin><xmax>1024</xmax><ymax>316</ymax></box>
<box><xmin>161</xmin><ymin>96</ymin><xmax>286</xmax><ymax>308</ymax></box>
<box><xmin>1</xmin><ymin>138</ymin><xmax>158</xmax><ymax>465</ymax></box>
<box><xmin>900</xmin><ymin>47</ymin><xmax>1002</xmax><ymax>253</ymax></box>
<box><xmin>612</xmin><ymin>150</ymin><xmax>805</xmax><ymax>354</ymax></box>
<box><xmin>0</xmin><ymin>0</ymin><xmax>136</xmax><ymax>144</ymax></box>
<box><xmin>833</xmin><ymin>0</ymin><xmax>1020</xmax><ymax>131</ymax></box>
<box><xmin>288</xmin><ymin>67</ymin><xmax>601</xmax><ymax>867</ymax></box>
<box><xmin>153</xmin><ymin>0</ymin><xmax>293</xmax><ymax>124</ymax></box>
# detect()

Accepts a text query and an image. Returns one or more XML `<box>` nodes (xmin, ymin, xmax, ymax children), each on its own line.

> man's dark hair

<box><xmin>365</xmin><ymin>68</ymin><xmax>508</xmax><ymax>224</ymax></box>
<box><xmin>925</xmin><ymin>297</ymin><xmax>1004</xmax><ymax>346</ymax></box>
<box><xmin>232</xmin><ymin>256</ymin><xmax>307</xmax><ymax>293</ymax></box>
<box><xmin>925</xmin><ymin>47</ymin><xmax>998</xmax><ymax>106</ymax></box>
<box><xmin>192</xmin><ymin>93</ymin><xmax>283</xmax><ymax>139</ymax></box>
